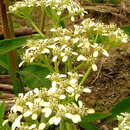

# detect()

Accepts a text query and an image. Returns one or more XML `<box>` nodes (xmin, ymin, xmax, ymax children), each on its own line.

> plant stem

<box><xmin>0</xmin><ymin>0</ymin><xmax>24</xmax><ymax>94</ymax></box>
<box><xmin>54</xmin><ymin>61</ymin><xmax>59</xmax><ymax>73</ymax></box>
<box><xmin>80</xmin><ymin>67</ymin><xmax>92</xmax><ymax>85</ymax></box>
<box><xmin>72</xmin><ymin>62</ymin><xmax>85</xmax><ymax>72</ymax></box>
<box><xmin>27</xmin><ymin>18</ymin><xmax>46</xmax><ymax>38</ymax></box>
<box><xmin>43</xmin><ymin>56</ymin><xmax>54</xmax><ymax>72</ymax></box>
<box><xmin>40</xmin><ymin>8</ymin><xmax>46</xmax><ymax>32</ymax></box>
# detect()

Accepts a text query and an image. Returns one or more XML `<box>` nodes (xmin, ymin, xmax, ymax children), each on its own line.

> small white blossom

<box><xmin>66</xmin><ymin>87</ymin><xmax>74</xmax><ymax>93</ymax></box>
<box><xmin>87</xmin><ymin>109</ymin><xmax>95</xmax><ymax>114</ymax></box>
<box><xmin>92</xmin><ymin>64</ymin><xmax>97</xmax><ymax>71</ymax></box>
<box><xmin>2</xmin><ymin>120</ymin><xmax>8</xmax><ymax>126</ymax></box>
<box><xmin>38</xmin><ymin>123</ymin><xmax>46</xmax><ymax>130</ymax></box>
<box><xmin>23</xmin><ymin>111</ymin><xmax>32</xmax><ymax>117</ymax></box>
<box><xmin>29</xmin><ymin>124</ymin><xmax>36</xmax><ymax>130</ymax></box>
<box><xmin>65</xmin><ymin>113</ymin><xmax>73</xmax><ymax>119</ymax></box>
<box><xmin>72</xmin><ymin>114</ymin><xmax>81</xmax><ymax>123</ymax></box>
<box><xmin>93</xmin><ymin>51</ymin><xmax>99</xmax><ymax>57</ymax></box>
<box><xmin>49</xmin><ymin>116</ymin><xmax>61</xmax><ymax>125</ymax></box>
<box><xmin>83</xmin><ymin>88</ymin><xmax>91</xmax><ymax>93</ymax></box>
<box><xmin>32</xmin><ymin>113</ymin><xmax>38</xmax><ymax>120</ymax></box>
<box><xmin>59</xmin><ymin>95</ymin><xmax>66</xmax><ymax>100</ymax></box>
<box><xmin>42</xmin><ymin>108</ymin><xmax>52</xmax><ymax>118</ymax></box>
<box><xmin>12</xmin><ymin>115</ymin><xmax>23</xmax><ymax>130</ymax></box>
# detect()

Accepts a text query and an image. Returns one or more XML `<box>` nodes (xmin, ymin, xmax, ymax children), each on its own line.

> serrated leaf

<box><xmin>20</xmin><ymin>64</ymin><xmax>51</xmax><ymax>89</ymax></box>
<box><xmin>0</xmin><ymin>34</ymin><xmax>41</xmax><ymax>55</ymax></box>
<box><xmin>106</xmin><ymin>97</ymin><xmax>130</xmax><ymax>122</ymax></box>
<box><xmin>79</xmin><ymin>122</ymin><xmax>98</xmax><ymax>130</ymax></box>
<box><xmin>0</xmin><ymin>56</ymin><xmax>9</xmax><ymax>70</ymax></box>
<box><xmin>81</xmin><ymin>112</ymin><xmax>112</xmax><ymax>123</ymax></box>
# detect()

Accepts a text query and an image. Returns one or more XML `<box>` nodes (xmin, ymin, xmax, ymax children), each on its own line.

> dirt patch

<box><xmin>83</xmin><ymin>43</ymin><xmax>130</xmax><ymax>112</ymax></box>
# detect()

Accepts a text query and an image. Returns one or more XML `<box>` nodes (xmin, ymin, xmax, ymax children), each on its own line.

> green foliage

<box><xmin>20</xmin><ymin>64</ymin><xmax>51</xmax><ymax>89</ymax></box>
<box><xmin>0</xmin><ymin>103</ymin><xmax>5</xmax><ymax>126</ymax></box>
<box><xmin>121</xmin><ymin>26</ymin><xmax>130</xmax><ymax>38</ymax></box>
<box><xmin>79</xmin><ymin>112</ymin><xmax>111</xmax><ymax>130</ymax></box>
<box><xmin>79</xmin><ymin>122</ymin><xmax>98</xmax><ymax>130</ymax></box>
<box><xmin>81</xmin><ymin>112</ymin><xmax>112</xmax><ymax>123</ymax></box>
<box><xmin>0</xmin><ymin>34</ymin><xmax>41</xmax><ymax>55</ymax></box>
<box><xmin>105</xmin><ymin>97</ymin><xmax>130</xmax><ymax>122</ymax></box>
<box><xmin>0</xmin><ymin>55</ymin><xmax>9</xmax><ymax>70</ymax></box>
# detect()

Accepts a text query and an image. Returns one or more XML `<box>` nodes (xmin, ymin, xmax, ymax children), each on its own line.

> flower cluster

<box><xmin>114</xmin><ymin>113</ymin><xmax>130</xmax><ymax>130</ymax></box>
<box><xmin>3</xmin><ymin>72</ymin><xmax>94</xmax><ymax>130</ymax></box>
<box><xmin>78</xmin><ymin>18</ymin><xmax>128</xmax><ymax>44</ymax></box>
<box><xmin>9</xmin><ymin>0</ymin><xmax>85</xmax><ymax>20</ymax></box>
<box><xmin>20</xmin><ymin>26</ymin><xmax>109</xmax><ymax>72</ymax></box>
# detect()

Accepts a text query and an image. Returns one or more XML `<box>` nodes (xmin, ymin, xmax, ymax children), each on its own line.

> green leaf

<box><xmin>0</xmin><ymin>34</ymin><xmax>41</xmax><ymax>55</ymax></box>
<box><xmin>0</xmin><ymin>56</ymin><xmax>9</xmax><ymax>70</ymax></box>
<box><xmin>20</xmin><ymin>64</ymin><xmax>51</xmax><ymax>89</ymax></box>
<box><xmin>120</xmin><ymin>26</ymin><xmax>130</xmax><ymax>37</ymax></box>
<box><xmin>0</xmin><ymin>103</ymin><xmax>5</xmax><ymax>126</ymax></box>
<box><xmin>106</xmin><ymin>97</ymin><xmax>130</xmax><ymax>122</ymax></box>
<box><xmin>79</xmin><ymin>122</ymin><xmax>98</xmax><ymax>130</ymax></box>
<box><xmin>81</xmin><ymin>112</ymin><xmax>112</xmax><ymax>123</ymax></box>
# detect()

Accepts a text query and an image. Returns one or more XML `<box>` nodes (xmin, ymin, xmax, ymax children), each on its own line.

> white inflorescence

<box><xmin>20</xmin><ymin>25</ymin><xmax>112</xmax><ymax>71</ymax></box>
<box><xmin>5</xmin><ymin>72</ymin><xmax>94</xmax><ymax>130</ymax></box>
<box><xmin>9</xmin><ymin>0</ymin><xmax>85</xmax><ymax>19</ymax></box>
<box><xmin>114</xmin><ymin>113</ymin><xmax>130</xmax><ymax>130</ymax></box>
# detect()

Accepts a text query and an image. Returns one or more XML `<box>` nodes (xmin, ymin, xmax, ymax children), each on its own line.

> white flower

<box><xmin>122</xmin><ymin>38</ymin><xmax>128</xmax><ymax>43</ymax></box>
<box><xmin>87</xmin><ymin>109</ymin><xmax>95</xmax><ymax>114</ymax></box>
<box><xmin>42</xmin><ymin>48</ymin><xmax>50</xmax><ymax>54</ymax></box>
<box><xmin>19</xmin><ymin>61</ymin><xmax>24</xmax><ymax>67</ymax></box>
<box><xmin>77</xmin><ymin>55</ymin><xmax>87</xmax><ymax>61</ymax></box>
<box><xmin>57</xmin><ymin>11</ymin><xmax>62</xmax><ymax>15</ymax></box>
<box><xmin>49</xmin><ymin>116</ymin><xmax>61</xmax><ymax>125</ymax></box>
<box><xmin>62</xmin><ymin>56</ymin><xmax>68</xmax><ymax>62</ymax></box>
<box><xmin>66</xmin><ymin>87</ymin><xmax>74</xmax><ymax>93</ymax></box>
<box><xmin>48</xmin><ymin>86</ymin><xmax>57</xmax><ymax>94</ymax></box>
<box><xmin>59</xmin><ymin>95</ymin><xmax>66</xmax><ymax>100</ymax></box>
<box><xmin>71</xmin><ymin>16</ymin><xmax>75</xmax><ymax>21</ymax></box>
<box><xmin>65</xmin><ymin>113</ymin><xmax>73</xmax><ymax>119</ymax></box>
<box><xmin>40</xmin><ymin>101</ymin><xmax>50</xmax><ymax>107</ymax></box>
<box><xmin>50</xmin><ymin>28</ymin><xmax>56</xmax><ymax>32</ymax></box>
<box><xmin>93</xmin><ymin>51</ymin><xmax>98</xmax><ymax>57</ymax></box>
<box><xmin>32</xmin><ymin>113</ymin><xmax>38</xmax><ymax>120</ymax></box>
<box><xmin>58</xmin><ymin>104</ymin><xmax>65</xmax><ymax>110</ymax></box>
<box><xmin>75</xmin><ymin>94</ymin><xmax>80</xmax><ymax>101</ymax></box>
<box><xmin>64</xmin><ymin>36</ymin><xmax>71</xmax><ymax>40</ymax></box>
<box><xmin>52</xmin><ymin>81</ymin><xmax>57</xmax><ymax>88</ymax></box>
<box><xmin>102</xmin><ymin>49</ymin><xmax>109</xmax><ymax>57</ymax></box>
<box><xmin>83</xmin><ymin>88</ymin><xmax>91</xmax><ymax>93</ymax></box>
<box><xmin>11</xmin><ymin>105</ymin><xmax>23</xmax><ymax>113</ymax></box>
<box><xmin>29</xmin><ymin>124</ymin><xmax>36</xmax><ymax>130</ymax></box>
<box><xmin>18</xmin><ymin>93</ymin><xmax>23</xmax><ymax>98</ymax></box>
<box><xmin>38</xmin><ymin>123</ymin><xmax>46</xmax><ymax>130</ymax></box>
<box><xmin>23</xmin><ymin>111</ymin><xmax>32</xmax><ymax>117</ymax></box>
<box><xmin>78</xmin><ymin>101</ymin><xmax>83</xmax><ymax>108</ymax></box>
<box><xmin>69</xmin><ymin>79</ymin><xmax>77</xmax><ymax>86</ymax></box>
<box><xmin>33</xmin><ymin>88</ymin><xmax>40</xmax><ymax>94</ymax></box>
<box><xmin>26</xmin><ymin>102</ymin><xmax>33</xmax><ymax>109</ymax></box>
<box><xmin>72</xmin><ymin>114</ymin><xmax>81</xmax><ymax>123</ymax></box>
<box><xmin>42</xmin><ymin>108</ymin><xmax>52</xmax><ymax>118</ymax></box>
<box><xmin>73</xmin><ymin>37</ymin><xmax>80</xmax><ymax>43</ymax></box>
<box><xmin>2</xmin><ymin>120</ymin><xmax>8</xmax><ymax>126</ymax></box>
<box><xmin>52</xmin><ymin>56</ymin><xmax>58</xmax><ymax>62</ymax></box>
<box><xmin>12</xmin><ymin>115</ymin><xmax>23</xmax><ymax>130</ymax></box>
<box><xmin>92</xmin><ymin>64</ymin><xmax>97</xmax><ymax>71</ymax></box>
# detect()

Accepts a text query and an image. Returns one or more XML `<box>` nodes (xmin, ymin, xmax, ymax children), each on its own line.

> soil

<box><xmin>81</xmin><ymin>43</ymin><xmax>130</xmax><ymax>129</ymax></box>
